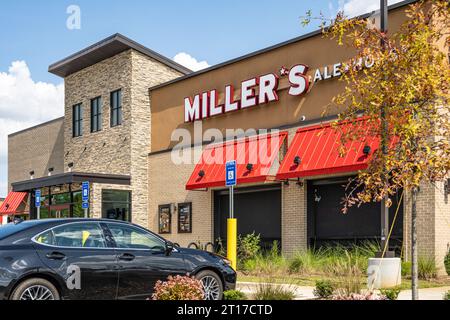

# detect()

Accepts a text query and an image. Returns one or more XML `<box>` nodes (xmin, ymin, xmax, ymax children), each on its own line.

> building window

<box><xmin>101</xmin><ymin>189</ymin><xmax>131</xmax><ymax>222</ymax></box>
<box><xmin>90</xmin><ymin>97</ymin><xmax>102</xmax><ymax>133</ymax></box>
<box><xmin>158</xmin><ymin>204</ymin><xmax>171</xmax><ymax>234</ymax></box>
<box><xmin>110</xmin><ymin>89</ymin><xmax>122</xmax><ymax>127</ymax></box>
<box><xmin>72</xmin><ymin>103</ymin><xmax>83</xmax><ymax>137</ymax></box>
<box><xmin>178</xmin><ymin>202</ymin><xmax>192</xmax><ymax>233</ymax></box>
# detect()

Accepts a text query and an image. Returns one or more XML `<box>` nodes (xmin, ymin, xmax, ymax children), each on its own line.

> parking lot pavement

<box><xmin>237</xmin><ymin>282</ymin><xmax>450</xmax><ymax>300</ymax></box>
<box><xmin>397</xmin><ymin>286</ymin><xmax>450</xmax><ymax>300</ymax></box>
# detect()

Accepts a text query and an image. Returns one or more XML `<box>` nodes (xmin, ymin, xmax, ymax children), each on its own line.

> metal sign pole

<box><xmin>226</xmin><ymin>161</ymin><xmax>237</xmax><ymax>270</ymax></box>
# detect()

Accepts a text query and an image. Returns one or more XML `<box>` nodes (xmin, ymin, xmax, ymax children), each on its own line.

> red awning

<box><xmin>0</xmin><ymin>192</ymin><xmax>28</xmax><ymax>216</ymax></box>
<box><xmin>276</xmin><ymin>119</ymin><xmax>386</xmax><ymax>180</ymax></box>
<box><xmin>186</xmin><ymin>132</ymin><xmax>287</xmax><ymax>190</ymax></box>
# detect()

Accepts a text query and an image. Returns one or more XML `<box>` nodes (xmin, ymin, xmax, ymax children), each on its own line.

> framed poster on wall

<box><xmin>178</xmin><ymin>202</ymin><xmax>192</xmax><ymax>233</ymax></box>
<box><xmin>158</xmin><ymin>204</ymin><xmax>171</xmax><ymax>234</ymax></box>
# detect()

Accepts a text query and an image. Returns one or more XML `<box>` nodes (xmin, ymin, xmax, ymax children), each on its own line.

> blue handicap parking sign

<box><xmin>35</xmin><ymin>190</ymin><xmax>41</xmax><ymax>208</ymax></box>
<box><xmin>226</xmin><ymin>160</ymin><xmax>237</xmax><ymax>187</ymax></box>
<box><xmin>82</xmin><ymin>181</ymin><xmax>89</xmax><ymax>202</ymax></box>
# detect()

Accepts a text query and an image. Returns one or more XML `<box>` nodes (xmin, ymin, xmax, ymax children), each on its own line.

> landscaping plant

<box><xmin>253</xmin><ymin>282</ymin><xmax>295</xmax><ymax>301</ymax></box>
<box><xmin>444</xmin><ymin>290</ymin><xmax>450</xmax><ymax>300</ymax></box>
<box><xmin>223</xmin><ymin>290</ymin><xmax>247</xmax><ymax>300</ymax></box>
<box><xmin>444</xmin><ymin>251</ymin><xmax>450</xmax><ymax>276</ymax></box>
<box><xmin>332</xmin><ymin>293</ymin><xmax>387</xmax><ymax>300</ymax></box>
<box><xmin>313</xmin><ymin>280</ymin><xmax>335</xmax><ymax>299</ymax></box>
<box><xmin>237</xmin><ymin>233</ymin><xmax>261</xmax><ymax>268</ymax></box>
<box><xmin>418</xmin><ymin>256</ymin><xmax>437</xmax><ymax>280</ymax></box>
<box><xmin>380</xmin><ymin>288</ymin><xmax>401</xmax><ymax>300</ymax></box>
<box><xmin>152</xmin><ymin>275</ymin><xmax>204</xmax><ymax>300</ymax></box>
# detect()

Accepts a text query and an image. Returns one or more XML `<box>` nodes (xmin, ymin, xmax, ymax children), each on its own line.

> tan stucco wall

<box><xmin>8</xmin><ymin>118</ymin><xmax>64</xmax><ymax>189</ymax></box>
<box><xmin>149</xmin><ymin>6</ymin><xmax>409</xmax><ymax>153</ymax></box>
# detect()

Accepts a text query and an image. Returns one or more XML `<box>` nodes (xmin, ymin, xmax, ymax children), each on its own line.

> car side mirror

<box><xmin>165</xmin><ymin>241</ymin><xmax>174</xmax><ymax>256</ymax></box>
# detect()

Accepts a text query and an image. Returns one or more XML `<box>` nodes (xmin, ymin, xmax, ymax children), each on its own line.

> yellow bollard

<box><xmin>227</xmin><ymin>218</ymin><xmax>237</xmax><ymax>270</ymax></box>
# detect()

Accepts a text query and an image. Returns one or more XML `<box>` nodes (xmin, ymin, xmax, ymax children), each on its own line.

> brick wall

<box><xmin>148</xmin><ymin>145</ymin><xmax>213</xmax><ymax>246</ymax></box>
<box><xmin>8</xmin><ymin>118</ymin><xmax>64</xmax><ymax>189</ymax></box>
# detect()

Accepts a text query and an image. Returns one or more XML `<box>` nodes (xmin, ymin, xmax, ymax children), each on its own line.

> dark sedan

<box><xmin>0</xmin><ymin>219</ymin><xmax>236</xmax><ymax>300</ymax></box>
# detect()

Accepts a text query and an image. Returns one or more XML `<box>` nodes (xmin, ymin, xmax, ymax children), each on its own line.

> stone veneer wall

<box><xmin>130</xmin><ymin>50</ymin><xmax>183</xmax><ymax>227</ymax></box>
<box><xmin>64</xmin><ymin>49</ymin><xmax>183</xmax><ymax>222</ymax></box>
<box><xmin>8</xmin><ymin>118</ymin><xmax>64</xmax><ymax>190</ymax></box>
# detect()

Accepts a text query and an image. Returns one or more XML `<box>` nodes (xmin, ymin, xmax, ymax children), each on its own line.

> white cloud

<box><xmin>341</xmin><ymin>0</ymin><xmax>404</xmax><ymax>18</ymax></box>
<box><xmin>0</xmin><ymin>61</ymin><xmax>64</xmax><ymax>197</ymax></box>
<box><xmin>173</xmin><ymin>52</ymin><xmax>210</xmax><ymax>72</ymax></box>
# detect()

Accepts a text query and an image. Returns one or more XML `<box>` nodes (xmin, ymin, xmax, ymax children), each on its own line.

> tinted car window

<box><xmin>40</xmin><ymin>223</ymin><xmax>106</xmax><ymax>248</ymax></box>
<box><xmin>35</xmin><ymin>230</ymin><xmax>54</xmax><ymax>245</ymax></box>
<box><xmin>0</xmin><ymin>220</ymin><xmax>46</xmax><ymax>240</ymax></box>
<box><xmin>107</xmin><ymin>223</ymin><xmax>165</xmax><ymax>251</ymax></box>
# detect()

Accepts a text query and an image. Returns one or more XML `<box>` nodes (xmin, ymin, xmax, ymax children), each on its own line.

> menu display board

<box><xmin>158</xmin><ymin>204</ymin><xmax>171</xmax><ymax>234</ymax></box>
<box><xmin>178</xmin><ymin>202</ymin><xmax>192</xmax><ymax>233</ymax></box>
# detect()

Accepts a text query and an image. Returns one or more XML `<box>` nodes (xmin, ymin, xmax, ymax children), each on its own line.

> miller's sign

<box><xmin>184</xmin><ymin>58</ymin><xmax>373</xmax><ymax>123</ymax></box>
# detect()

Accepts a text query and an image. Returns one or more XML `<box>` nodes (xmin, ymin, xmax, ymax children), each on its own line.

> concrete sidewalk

<box><xmin>237</xmin><ymin>282</ymin><xmax>450</xmax><ymax>300</ymax></box>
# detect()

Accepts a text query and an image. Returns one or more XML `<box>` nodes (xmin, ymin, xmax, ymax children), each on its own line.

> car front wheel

<box><xmin>196</xmin><ymin>270</ymin><xmax>223</xmax><ymax>300</ymax></box>
<box><xmin>10</xmin><ymin>278</ymin><xmax>60</xmax><ymax>301</ymax></box>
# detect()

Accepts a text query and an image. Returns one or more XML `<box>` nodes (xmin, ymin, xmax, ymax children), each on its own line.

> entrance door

<box><xmin>214</xmin><ymin>185</ymin><xmax>282</xmax><ymax>249</ymax></box>
<box><xmin>307</xmin><ymin>178</ymin><xmax>403</xmax><ymax>250</ymax></box>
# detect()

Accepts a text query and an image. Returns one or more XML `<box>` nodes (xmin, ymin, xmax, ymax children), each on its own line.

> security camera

<box><xmin>300</xmin><ymin>115</ymin><xmax>306</xmax><ymax>122</ymax></box>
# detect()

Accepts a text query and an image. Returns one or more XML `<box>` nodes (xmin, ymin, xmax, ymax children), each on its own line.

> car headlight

<box><xmin>220</xmin><ymin>257</ymin><xmax>232</xmax><ymax>267</ymax></box>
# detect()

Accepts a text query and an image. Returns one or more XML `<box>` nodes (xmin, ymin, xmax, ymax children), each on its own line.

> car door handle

<box><xmin>118</xmin><ymin>253</ymin><xmax>135</xmax><ymax>261</ymax></box>
<box><xmin>46</xmin><ymin>252</ymin><xmax>66</xmax><ymax>260</ymax></box>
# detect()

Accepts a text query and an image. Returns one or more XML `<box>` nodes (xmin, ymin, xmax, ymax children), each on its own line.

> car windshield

<box><xmin>0</xmin><ymin>221</ymin><xmax>41</xmax><ymax>240</ymax></box>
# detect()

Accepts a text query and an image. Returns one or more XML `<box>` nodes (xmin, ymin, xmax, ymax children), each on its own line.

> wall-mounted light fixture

<box><xmin>198</xmin><ymin>170</ymin><xmax>205</xmax><ymax>178</ymax></box>
<box><xmin>29</xmin><ymin>171</ymin><xmax>35</xmax><ymax>180</ymax></box>
<box><xmin>294</xmin><ymin>156</ymin><xmax>301</xmax><ymax>166</ymax></box>
<box><xmin>48</xmin><ymin>167</ymin><xmax>54</xmax><ymax>176</ymax></box>
<box><xmin>363</xmin><ymin>145</ymin><xmax>371</xmax><ymax>156</ymax></box>
<box><xmin>67</xmin><ymin>162</ymin><xmax>74</xmax><ymax>172</ymax></box>
<box><xmin>246</xmin><ymin>163</ymin><xmax>254</xmax><ymax>172</ymax></box>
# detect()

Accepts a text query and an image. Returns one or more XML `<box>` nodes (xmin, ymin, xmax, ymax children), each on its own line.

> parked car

<box><xmin>0</xmin><ymin>219</ymin><xmax>236</xmax><ymax>300</ymax></box>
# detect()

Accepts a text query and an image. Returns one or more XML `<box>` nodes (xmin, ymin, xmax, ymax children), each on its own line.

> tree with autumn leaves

<box><xmin>304</xmin><ymin>0</ymin><xmax>450</xmax><ymax>299</ymax></box>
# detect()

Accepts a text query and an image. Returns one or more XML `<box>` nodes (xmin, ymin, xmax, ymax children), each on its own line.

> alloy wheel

<box><xmin>201</xmin><ymin>275</ymin><xmax>221</xmax><ymax>300</ymax></box>
<box><xmin>19</xmin><ymin>285</ymin><xmax>55</xmax><ymax>300</ymax></box>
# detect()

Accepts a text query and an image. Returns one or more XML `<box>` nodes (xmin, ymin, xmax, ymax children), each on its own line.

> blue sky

<box><xmin>0</xmin><ymin>0</ymin><xmax>403</xmax><ymax>197</ymax></box>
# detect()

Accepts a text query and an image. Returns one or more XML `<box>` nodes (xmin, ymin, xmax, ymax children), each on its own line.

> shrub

<box><xmin>418</xmin><ymin>256</ymin><xmax>437</xmax><ymax>280</ymax></box>
<box><xmin>313</xmin><ymin>280</ymin><xmax>335</xmax><ymax>299</ymax></box>
<box><xmin>288</xmin><ymin>249</ymin><xmax>320</xmax><ymax>274</ymax></box>
<box><xmin>332</xmin><ymin>292</ymin><xmax>388</xmax><ymax>300</ymax></box>
<box><xmin>401</xmin><ymin>261</ymin><xmax>412</xmax><ymax>277</ymax></box>
<box><xmin>237</xmin><ymin>233</ymin><xmax>261</xmax><ymax>265</ymax></box>
<box><xmin>223</xmin><ymin>290</ymin><xmax>247</xmax><ymax>300</ymax></box>
<box><xmin>253</xmin><ymin>283</ymin><xmax>295</xmax><ymax>300</ymax></box>
<box><xmin>443</xmin><ymin>290</ymin><xmax>450</xmax><ymax>300</ymax></box>
<box><xmin>444</xmin><ymin>251</ymin><xmax>450</xmax><ymax>276</ymax></box>
<box><xmin>380</xmin><ymin>288</ymin><xmax>401</xmax><ymax>300</ymax></box>
<box><xmin>152</xmin><ymin>275</ymin><xmax>204</xmax><ymax>300</ymax></box>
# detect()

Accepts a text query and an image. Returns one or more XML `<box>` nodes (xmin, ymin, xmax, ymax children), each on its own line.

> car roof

<box><xmin>13</xmin><ymin>218</ymin><xmax>133</xmax><ymax>227</ymax></box>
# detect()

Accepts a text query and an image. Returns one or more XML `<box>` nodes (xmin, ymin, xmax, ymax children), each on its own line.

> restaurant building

<box><xmin>2</xmin><ymin>0</ymin><xmax>449</xmax><ymax>272</ymax></box>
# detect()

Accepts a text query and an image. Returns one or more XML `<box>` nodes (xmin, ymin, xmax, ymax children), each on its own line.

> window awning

<box><xmin>186</xmin><ymin>132</ymin><xmax>287</xmax><ymax>190</ymax></box>
<box><xmin>0</xmin><ymin>192</ymin><xmax>28</xmax><ymax>216</ymax></box>
<box><xmin>276</xmin><ymin>119</ymin><xmax>385</xmax><ymax>180</ymax></box>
